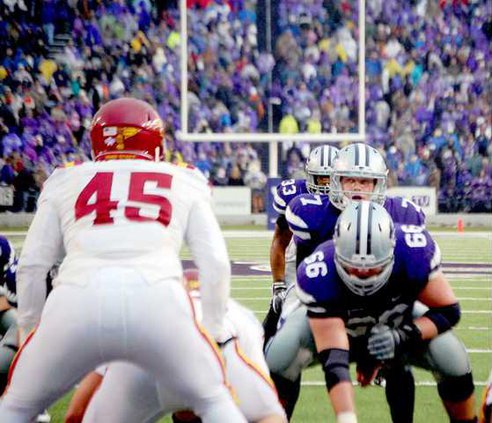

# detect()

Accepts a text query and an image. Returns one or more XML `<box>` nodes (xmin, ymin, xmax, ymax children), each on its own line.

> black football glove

<box><xmin>367</xmin><ymin>323</ymin><xmax>422</xmax><ymax>361</ymax></box>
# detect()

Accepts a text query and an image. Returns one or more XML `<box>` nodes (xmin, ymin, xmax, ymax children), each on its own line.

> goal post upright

<box><xmin>358</xmin><ymin>0</ymin><xmax>366</xmax><ymax>139</ymax></box>
<box><xmin>179</xmin><ymin>0</ymin><xmax>188</xmax><ymax>136</ymax></box>
<box><xmin>178</xmin><ymin>0</ymin><xmax>366</xmax><ymax>177</ymax></box>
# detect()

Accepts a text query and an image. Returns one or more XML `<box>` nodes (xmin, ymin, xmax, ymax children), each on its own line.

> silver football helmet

<box><xmin>334</xmin><ymin>201</ymin><xmax>396</xmax><ymax>296</ymax></box>
<box><xmin>305</xmin><ymin>145</ymin><xmax>339</xmax><ymax>195</ymax></box>
<box><xmin>329</xmin><ymin>143</ymin><xmax>388</xmax><ymax>210</ymax></box>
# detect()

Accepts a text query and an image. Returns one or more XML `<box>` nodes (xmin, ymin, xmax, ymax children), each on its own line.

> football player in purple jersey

<box><xmin>296</xmin><ymin>202</ymin><xmax>477</xmax><ymax>423</ymax></box>
<box><xmin>269</xmin><ymin>143</ymin><xmax>427</xmax><ymax>419</ymax></box>
<box><xmin>264</xmin><ymin>145</ymin><xmax>338</xmax><ymax>344</ymax></box>
<box><xmin>286</xmin><ymin>143</ymin><xmax>426</xmax><ymax>265</ymax></box>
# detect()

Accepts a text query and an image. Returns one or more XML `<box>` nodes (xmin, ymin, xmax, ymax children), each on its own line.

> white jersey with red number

<box><xmin>17</xmin><ymin>160</ymin><xmax>230</xmax><ymax>339</ymax></box>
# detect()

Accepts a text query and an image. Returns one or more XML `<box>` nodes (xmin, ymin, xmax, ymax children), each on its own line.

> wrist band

<box><xmin>337</xmin><ymin>411</ymin><xmax>357</xmax><ymax>423</ymax></box>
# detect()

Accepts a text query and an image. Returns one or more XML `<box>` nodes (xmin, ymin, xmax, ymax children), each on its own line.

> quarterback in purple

<box><xmin>287</xmin><ymin>143</ymin><xmax>425</xmax><ymax>263</ymax></box>
<box><xmin>296</xmin><ymin>202</ymin><xmax>477</xmax><ymax>423</ymax></box>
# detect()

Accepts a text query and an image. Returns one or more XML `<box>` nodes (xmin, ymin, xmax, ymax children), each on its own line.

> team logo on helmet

<box><xmin>90</xmin><ymin>98</ymin><xmax>165</xmax><ymax>162</ymax></box>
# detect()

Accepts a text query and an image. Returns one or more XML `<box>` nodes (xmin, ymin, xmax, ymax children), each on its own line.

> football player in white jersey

<box><xmin>0</xmin><ymin>98</ymin><xmax>245</xmax><ymax>423</ymax></box>
<box><xmin>65</xmin><ymin>268</ymin><xmax>287</xmax><ymax>423</ymax></box>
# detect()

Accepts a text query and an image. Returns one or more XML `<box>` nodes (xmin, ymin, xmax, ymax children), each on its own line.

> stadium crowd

<box><xmin>0</xmin><ymin>0</ymin><xmax>490</xmax><ymax>213</ymax></box>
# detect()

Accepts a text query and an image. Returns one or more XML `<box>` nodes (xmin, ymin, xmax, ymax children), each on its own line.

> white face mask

<box><xmin>335</xmin><ymin>257</ymin><xmax>394</xmax><ymax>296</ymax></box>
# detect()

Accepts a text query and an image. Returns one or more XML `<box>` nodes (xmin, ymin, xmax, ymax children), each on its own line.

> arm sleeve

<box><xmin>17</xmin><ymin>173</ymin><xmax>64</xmax><ymax>335</ymax></box>
<box><xmin>185</xmin><ymin>191</ymin><xmax>231</xmax><ymax>340</ymax></box>
<box><xmin>276</xmin><ymin>214</ymin><xmax>289</xmax><ymax>230</ymax></box>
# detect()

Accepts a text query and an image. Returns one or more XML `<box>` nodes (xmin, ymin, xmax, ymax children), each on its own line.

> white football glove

<box><xmin>271</xmin><ymin>280</ymin><xmax>287</xmax><ymax>314</ymax></box>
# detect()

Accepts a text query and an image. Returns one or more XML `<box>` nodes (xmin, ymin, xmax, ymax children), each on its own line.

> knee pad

<box><xmin>0</xmin><ymin>324</ymin><xmax>19</xmax><ymax>376</ymax></box>
<box><xmin>265</xmin><ymin>307</ymin><xmax>314</xmax><ymax>376</ymax></box>
<box><xmin>0</xmin><ymin>309</ymin><xmax>17</xmax><ymax>335</ymax></box>
<box><xmin>438</xmin><ymin>372</ymin><xmax>475</xmax><ymax>403</ymax></box>
<box><xmin>425</xmin><ymin>331</ymin><xmax>471</xmax><ymax>377</ymax></box>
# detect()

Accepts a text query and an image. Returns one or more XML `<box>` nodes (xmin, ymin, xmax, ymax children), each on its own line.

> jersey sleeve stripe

<box><xmin>273</xmin><ymin>190</ymin><xmax>287</xmax><ymax>212</ymax></box>
<box><xmin>286</xmin><ymin>207</ymin><xmax>311</xmax><ymax>239</ymax></box>
<box><xmin>273</xmin><ymin>202</ymin><xmax>286</xmax><ymax>214</ymax></box>
<box><xmin>286</xmin><ymin>206</ymin><xmax>308</xmax><ymax>229</ymax></box>
<box><xmin>429</xmin><ymin>242</ymin><xmax>442</xmax><ymax>279</ymax></box>
<box><xmin>291</xmin><ymin>229</ymin><xmax>311</xmax><ymax>240</ymax></box>
<box><xmin>295</xmin><ymin>284</ymin><xmax>317</xmax><ymax>306</ymax></box>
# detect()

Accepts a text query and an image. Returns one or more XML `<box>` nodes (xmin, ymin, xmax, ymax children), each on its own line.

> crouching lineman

<box><xmin>267</xmin><ymin>143</ymin><xmax>425</xmax><ymax>419</ymax></box>
<box><xmin>0</xmin><ymin>98</ymin><xmax>245</xmax><ymax>422</ymax></box>
<box><xmin>264</xmin><ymin>145</ymin><xmax>338</xmax><ymax>343</ymax></box>
<box><xmin>296</xmin><ymin>201</ymin><xmax>477</xmax><ymax>423</ymax></box>
<box><xmin>65</xmin><ymin>268</ymin><xmax>286</xmax><ymax>423</ymax></box>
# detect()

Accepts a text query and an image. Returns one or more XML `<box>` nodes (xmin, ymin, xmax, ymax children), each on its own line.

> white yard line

<box><xmin>460</xmin><ymin>327</ymin><xmax>490</xmax><ymax>331</ymax></box>
<box><xmin>433</xmin><ymin>231</ymin><xmax>492</xmax><ymax>239</ymax></box>
<box><xmin>452</xmin><ymin>287</ymin><xmax>491</xmax><ymax>290</ymax></box>
<box><xmin>301</xmin><ymin>381</ymin><xmax>488</xmax><ymax>387</ymax></box>
<box><xmin>231</xmin><ymin>286</ymin><xmax>270</xmax><ymax>290</ymax></box>
<box><xmin>456</xmin><ymin>297</ymin><xmax>491</xmax><ymax>300</ymax></box>
<box><xmin>251</xmin><ymin>309</ymin><xmax>491</xmax><ymax>314</ymax></box>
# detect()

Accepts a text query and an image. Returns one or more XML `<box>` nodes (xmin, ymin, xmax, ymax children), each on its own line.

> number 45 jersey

<box><xmin>296</xmin><ymin>225</ymin><xmax>441</xmax><ymax>338</ymax></box>
<box><xmin>19</xmin><ymin>160</ymin><xmax>225</xmax><ymax>287</ymax></box>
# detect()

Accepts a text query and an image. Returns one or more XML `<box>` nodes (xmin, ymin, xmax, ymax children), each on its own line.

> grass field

<box><xmin>2</xmin><ymin>229</ymin><xmax>491</xmax><ymax>422</ymax></box>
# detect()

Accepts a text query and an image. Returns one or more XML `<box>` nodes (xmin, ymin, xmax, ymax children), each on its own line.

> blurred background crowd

<box><xmin>0</xmin><ymin>0</ymin><xmax>490</xmax><ymax>213</ymax></box>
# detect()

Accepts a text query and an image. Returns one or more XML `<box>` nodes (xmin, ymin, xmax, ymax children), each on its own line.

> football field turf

<box><xmin>3</xmin><ymin>229</ymin><xmax>491</xmax><ymax>422</ymax></box>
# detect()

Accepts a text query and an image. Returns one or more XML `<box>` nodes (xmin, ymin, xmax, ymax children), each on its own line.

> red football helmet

<box><xmin>90</xmin><ymin>98</ymin><xmax>165</xmax><ymax>161</ymax></box>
